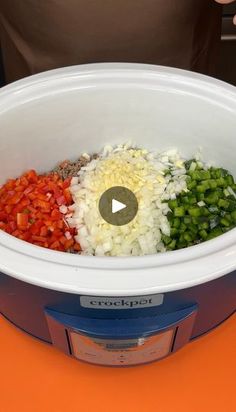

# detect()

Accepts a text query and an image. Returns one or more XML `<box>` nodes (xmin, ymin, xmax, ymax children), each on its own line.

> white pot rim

<box><xmin>0</xmin><ymin>63</ymin><xmax>236</xmax><ymax>296</ymax></box>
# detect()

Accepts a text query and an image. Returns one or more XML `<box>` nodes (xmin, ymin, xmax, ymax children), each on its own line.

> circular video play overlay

<box><xmin>99</xmin><ymin>186</ymin><xmax>138</xmax><ymax>226</ymax></box>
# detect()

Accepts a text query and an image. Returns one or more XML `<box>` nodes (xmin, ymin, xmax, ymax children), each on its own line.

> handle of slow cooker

<box><xmin>45</xmin><ymin>304</ymin><xmax>197</xmax><ymax>356</ymax></box>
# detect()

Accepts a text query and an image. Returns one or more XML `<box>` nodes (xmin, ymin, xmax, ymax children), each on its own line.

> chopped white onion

<box><xmin>67</xmin><ymin>144</ymin><xmax>188</xmax><ymax>256</ymax></box>
<box><xmin>59</xmin><ymin>205</ymin><xmax>68</xmax><ymax>214</ymax></box>
<box><xmin>197</xmin><ymin>201</ymin><xmax>205</xmax><ymax>207</ymax></box>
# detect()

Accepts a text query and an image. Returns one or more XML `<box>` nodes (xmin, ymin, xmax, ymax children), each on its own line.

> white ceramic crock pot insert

<box><xmin>0</xmin><ymin>63</ymin><xmax>236</xmax><ymax>296</ymax></box>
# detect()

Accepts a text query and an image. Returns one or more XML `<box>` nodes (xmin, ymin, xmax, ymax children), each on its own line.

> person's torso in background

<box><xmin>0</xmin><ymin>0</ymin><xmax>222</xmax><ymax>83</ymax></box>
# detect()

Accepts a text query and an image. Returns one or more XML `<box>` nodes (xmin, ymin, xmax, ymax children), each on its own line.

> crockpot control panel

<box><xmin>45</xmin><ymin>304</ymin><xmax>197</xmax><ymax>366</ymax></box>
<box><xmin>69</xmin><ymin>329</ymin><xmax>174</xmax><ymax>366</ymax></box>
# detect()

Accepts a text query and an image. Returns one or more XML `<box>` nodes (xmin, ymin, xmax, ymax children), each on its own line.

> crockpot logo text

<box><xmin>90</xmin><ymin>298</ymin><xmax>153</xmax><ymax>308</ymax></box>
<box><xmin>80</xmin><ymin>294</ymin><xmax>164</xmax><ymax>309</ymax></box>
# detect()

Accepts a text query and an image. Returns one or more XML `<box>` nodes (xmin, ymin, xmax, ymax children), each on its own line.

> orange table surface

<box><xmin>0</xmin><ymin>313</ymin><xmax>235</xmax><ymax>412</ymax></box>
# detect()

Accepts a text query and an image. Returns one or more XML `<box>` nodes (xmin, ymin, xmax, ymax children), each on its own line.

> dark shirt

<box><xmin>0</xmin><ymin>0</ymin><xmax>222</xmax><ymax>83</ymax></box>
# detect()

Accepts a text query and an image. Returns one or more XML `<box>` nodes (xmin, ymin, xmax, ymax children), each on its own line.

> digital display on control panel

<box><xmin>69</xmin><ymin>329</ymin><xmax>174</xmax><ymax>366</ymax></box>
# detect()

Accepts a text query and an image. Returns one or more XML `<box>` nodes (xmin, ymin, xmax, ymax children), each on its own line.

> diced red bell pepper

<box><xmin>55</xmin><ymin>195</ymin><xmax>66</xmax><ymax>206</ymax></box>
<box><xmin>27</xmin><ymin>170</ymin><xmax>38</xmax><ymax>183</ymax></box>
<box><xmin>64</xmin><ymin>239</ymin><xmax>74</xmax><ymax>250</ymax></box>
<box><xmin>0</xmin><ymin>169</ymin><xmax>80</xmax><ymax>253</ymax></box>
<box><xmin>30</xmin><ymin>220</ymin><xmax>44</xmax><ymax>235</ymax></box>
<box><xmin>32</xmin><ymin>235</ymin><xmax>48</xmax><ymax>242</ymax></box>
<box><xmin>59</xmin><ymin>236</ymin><xmax>67</xmax><ymax>245</ymax></box>
<box><xmin>0</xmin><ymin>211</ymin><xmax>7</xmax><ymax>220</ymax></box>
<box><xmin>56</xmin><ymin>220</ymin><xmax>64</xmax><ymax>229</ymax></box>
<box><xmin>0</xmin><ymin>222</ymin><xmax>6</xmax><ymax>229</ymax></box>
<box><xmin>9</xmin><ymin>221</ymin><xmax>17</xmax><ymax>231</ymax></box>
<box><xmin>20</xmin><ymin>232</ymin><xmax>31</xmax><ymax>241</ymax></box>
<box><xmin>63</xmin><ymin>188</ymin><xmax>72</xmax><ymax>204</ymax></box>
<box><xmin>17</xmin><ymin>213</ymin><xmax>29</xmax><ymax>228</ymax></box>
<box><xmin>50</xmin><ymin>240</ymin><xmax>60</xmax><ymax>249</ymax></box>
<box><xmin>5</xmin><ymin>205</ymin><xmax>13</xmax><ymax>214</ymax></box>
<box><xmin>51</xmin><ymin>209</ymin><xmax>61</xmax><ymax>220</ymax></box>
<box><xmin>73</xmin><ymin>242</ymin><xmax>81</xmax><ymax>251</ymax></box>
<box><xmin>8</xmin><ymin>193</ymin><xmax>23</xmax><ymax>205</ymax></box>
<box><xmin>40</xmin><ymin>226</ymin><xmax>48</xmax><ymax>237</ymax></box>
<box><xmin>20</xmin><ymin>176</ymin><xmax>29</xmax><ymax>186</ymax></box>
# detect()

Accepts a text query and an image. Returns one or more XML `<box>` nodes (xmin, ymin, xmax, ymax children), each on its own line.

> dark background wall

<box><xmin>216</xmin><ymin>3</ymin><xmax>236</xmax><ymax>85</ymax></box>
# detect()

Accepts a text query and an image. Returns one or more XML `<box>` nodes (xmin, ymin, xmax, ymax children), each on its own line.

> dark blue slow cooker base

<box><xmin>0</xmin><ymin>271</ymin><xmax>235</xmax><ymax>345</ymax></box>
<box><xmin>1</xmin><ymin>302</ymin><xmax>235</xmax><ymax>345</ymax></box>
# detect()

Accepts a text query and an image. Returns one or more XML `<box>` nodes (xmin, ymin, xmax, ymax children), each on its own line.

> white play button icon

<box><xmin>112</xmin><ymin>199</ymin><xmax>126</xmax><ymax>214</ymax></box>
<box><xmin>99</xmin><ymin>186</ymin><xmax>138</xmax><ymax>226</ymax></box>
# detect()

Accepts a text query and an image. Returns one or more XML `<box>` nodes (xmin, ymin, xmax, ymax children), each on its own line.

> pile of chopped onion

<box><xmin>67</xmin><ymin>143</ymin><xmax>188</xmax><ymax>256</ymax></box>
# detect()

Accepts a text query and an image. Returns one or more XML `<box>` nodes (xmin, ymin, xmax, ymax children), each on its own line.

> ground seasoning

<box><xmin>52</xmin><ymin>154</ymin><xmax>98</xmax><ymax>180</ymax></box>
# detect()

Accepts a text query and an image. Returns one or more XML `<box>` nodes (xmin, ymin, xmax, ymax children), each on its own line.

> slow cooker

<box><xmin>0</xmin><ymin>63</ymin><xmax>235</xmax><ymax>366</ymax></box>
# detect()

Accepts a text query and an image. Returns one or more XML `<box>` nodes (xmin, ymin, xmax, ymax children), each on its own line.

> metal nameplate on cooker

<box><xmin>80</xmin><ymin>294</ymin><xmax>164</xmax><ymax>309</ymax></box>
